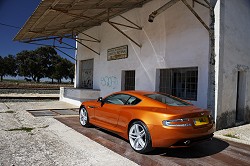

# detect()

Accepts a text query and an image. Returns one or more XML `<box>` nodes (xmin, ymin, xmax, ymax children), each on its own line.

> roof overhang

<box><xmin>14</xmin><ymin>0</ymin><xmax>152</xmax><ymax>42</ymax></box>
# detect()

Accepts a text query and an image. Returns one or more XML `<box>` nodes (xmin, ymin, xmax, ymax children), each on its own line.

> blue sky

<box><xmin>0</xmin><ymin>0</ymin><xmax>75</xmax><ymax>62</ymax></box>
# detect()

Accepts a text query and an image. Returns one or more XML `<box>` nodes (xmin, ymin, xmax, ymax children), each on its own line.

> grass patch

<box><xmin>5</xmin><ymin>125</ymin><xmax>48</xmax><ymax>133</ymax></box>
<box><xmin>5</xmin><ymin>110</ymin><xmax>15</xmax><ymax>113</ymax></box>
<box><xmin>6</xmin><ymin>127</ymin><xmax>34</xmax><ymax>132</ymax></box>
<box><xmin>0</xmin><ymin>110</ymin><xmax>15</xmax><ymax>113</ymax></box>
<box><xmin>223</xmin><ymin>133</ymin><xmax>240</xmax><ymax>139</ymax></box>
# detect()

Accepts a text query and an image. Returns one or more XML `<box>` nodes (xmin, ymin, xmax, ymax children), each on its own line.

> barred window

<box><xmin>124</xmin><ymin>70</ymin><xmax>135</xmax><ymax>90</ymax></box>
<box><xmin>159</xmin><ymin>67</ymin><xmax>198</xmax><ymax>100</ymax></box>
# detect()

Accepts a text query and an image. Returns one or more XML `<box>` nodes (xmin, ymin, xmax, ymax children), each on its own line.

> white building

<box><xmin>15</xmin><ymin>0</ymin><xmax>250</xmax><ymax>130</ymax></box>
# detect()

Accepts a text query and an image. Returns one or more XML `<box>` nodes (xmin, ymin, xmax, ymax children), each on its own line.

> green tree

<box><xmin>52</xmin><ymin>57</ymin><xmax>65</xmax><ymax>83</ymax></box>
<box><xmin>4</xmin><ymin>55</ymin><xmax>17</xmax><ymax>78</ymax></box>
<box><xmin>47</xmin><ymin>54</ymin><xmax>62</xmax><ymax>83</ymax></box>
<box><xmin>50</xmin><ymin>57</ymin><xmax>74</xmax><ymax>83</ymax></box>
<box><xmin>16</xmin><ymin>50</ymin><xmax>37</xmax><ymax>81</ymax></box>
<box><xmin>62</xmin><ymin>59</ymin><xmax>74</xmax><ymax>81</ymax></box>
<box><xmin>0</xmin><ymin>56</ymin><xmax>4</xmax><ymax>81</ymax></box>
<box><xmin>35</xmin><ymin>46</ymin><xmax>57</xmax><ymax>82</ymax></box>
<box><xmin>68</xmin><ymin>63</ymin><xmax>75</xmax><ymax>84</ymax></box>
<box><xmin>0</xmin><ymin>55</ymin><xmax>17</xmax><ymax>81</ymax></box>
<box><xmin>16</xmin><ymin>46</ymin><xmax>57</xmax><ymax>82</ymax></box>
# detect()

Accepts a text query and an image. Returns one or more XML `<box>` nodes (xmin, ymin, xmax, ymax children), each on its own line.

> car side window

<box><xmin>126</xmin><ymin>96</ymin><xmax>141</xmax><ymax>105</ymax></box>
<box><xmin>104</xmin><ymin>94</ymin><xmax>131</xmax><ymax>105</ymax></box>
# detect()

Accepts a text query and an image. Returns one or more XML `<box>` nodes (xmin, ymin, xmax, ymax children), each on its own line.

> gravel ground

<box><xmin>0</xmin><ymin>101</ymin><xmax>138</xmax><ymax>166</ymax></box>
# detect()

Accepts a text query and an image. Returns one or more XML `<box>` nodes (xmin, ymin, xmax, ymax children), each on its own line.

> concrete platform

<box><xmin>59</xmin><ymin>87</ymin><xmax>100</xmax><ymax>106</ymax></box>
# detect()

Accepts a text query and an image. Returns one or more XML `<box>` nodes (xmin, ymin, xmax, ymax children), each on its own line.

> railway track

<box><xmin>0</xmin><ymin>88</ymin><xmax>60</xmax><ymax>102</ymax></box>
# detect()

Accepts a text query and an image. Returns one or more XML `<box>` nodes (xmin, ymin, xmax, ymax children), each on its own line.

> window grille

<box><xmin>124</xmin><ymin>70</ymin><xmax>135</xmax><ymax>90</ymax></box>
<box><xmin>159</xmin><ymin>67</ymin><xmax>198</xmax><ymax>100</ymax></box>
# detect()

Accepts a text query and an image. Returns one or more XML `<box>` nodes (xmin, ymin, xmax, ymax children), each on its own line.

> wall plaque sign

<box><xmin>107</xmin><ymin>45</ymin><xmax>128</xmax><ymax>61</ymax></box>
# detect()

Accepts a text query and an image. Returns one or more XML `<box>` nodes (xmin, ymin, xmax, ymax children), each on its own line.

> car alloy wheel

<box><xmin>79</xmin><ymin>107</ymin><xmax>90</xmax><ymax>127</ymax></box>
<box><xmin>129</xmin><ymin>121</ymin><xmax>152</xmax><ymax>153</ymax></box>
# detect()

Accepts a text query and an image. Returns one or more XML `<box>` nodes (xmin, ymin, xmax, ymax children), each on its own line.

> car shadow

<box><xmin>95</xmin><ymin>126</ymin><xmax>229</xmax><ymax>158</ymax></box>
<box><xmin>146</xmin><ymin>138</ymin><xmax>229</xmax><ymax>158</ymax></box>
<box><xmin>96</xmin><ymin>127</ymin><xmax>128</xmax><ymax>141</ymax></box>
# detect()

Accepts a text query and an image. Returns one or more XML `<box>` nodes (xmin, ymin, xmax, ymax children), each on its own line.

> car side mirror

<box><xmin>97</xmin><ymin>97</ymin><xmax>103</xmax><ymax>102</ymax></box>
<box><xmin>97</xmin><ymin>97</ymin><xmax>104</xmax><ymax>107</ymax></box>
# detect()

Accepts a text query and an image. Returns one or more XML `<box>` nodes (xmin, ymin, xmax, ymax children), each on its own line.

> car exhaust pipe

<box><xmin>184</xmin><ymin>140</ymin><xmax>191</xmax><ymax>145</ymax></box>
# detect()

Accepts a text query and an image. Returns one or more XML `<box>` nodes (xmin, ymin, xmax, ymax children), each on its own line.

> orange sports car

<box><xmin>79</xmin><ymin>91</ymin><xmax>215</xmax><ymax>153</ymax></box>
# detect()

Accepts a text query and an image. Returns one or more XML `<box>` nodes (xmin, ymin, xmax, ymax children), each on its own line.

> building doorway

<box><xmin>236</xmin><ymin>71</ymin><xmax>246</xmax><ymax>122</ymax></box>
<box><xmin>80</xmin><ymin>59</ymin><xmax>94</xmax><ymax>89</ymax></box>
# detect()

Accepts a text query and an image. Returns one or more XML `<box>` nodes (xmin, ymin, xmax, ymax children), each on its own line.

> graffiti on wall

<box><xmin>100</xmin><ymin>76</ymin><xmax>119</xmax><ymax>89</ymax></box>
<box><xmin>82</xmin><ymin>70</ymin><xmax>93</xmax><ymax>89</ymax></box>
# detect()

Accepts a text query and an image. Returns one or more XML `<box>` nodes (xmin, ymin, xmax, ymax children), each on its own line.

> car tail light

<box><xmin>162</xmin><ymin>118</ymin><xmax>192</xmax><ymax>127</ymax></box>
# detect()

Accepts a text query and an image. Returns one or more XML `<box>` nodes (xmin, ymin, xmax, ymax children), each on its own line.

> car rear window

<box><xmin>145</xmin><ymin>93</ymin><xmax>191</xmax><ymax>106</ymax></box>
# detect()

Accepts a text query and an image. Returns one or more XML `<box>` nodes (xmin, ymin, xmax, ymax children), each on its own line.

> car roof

<box><xmin>116</xmin><ymin>91</ymin><xmax>168</xmax><ymax>107</ymax></box>
<box><xmin>117</xmin><ymin>90</ymin><xmax>157</xmax><ymax>97</ymax></box>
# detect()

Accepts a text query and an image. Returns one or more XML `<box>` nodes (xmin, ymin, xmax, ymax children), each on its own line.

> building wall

<box><xmin>215</xmin><ymin>0</ymin><xmax>250</xmax><ymax>129</ymax></box>
<box><xmin>76</xmin><ymin>0</ymin><xmax>210</xmax><ymax>108</ymax></box>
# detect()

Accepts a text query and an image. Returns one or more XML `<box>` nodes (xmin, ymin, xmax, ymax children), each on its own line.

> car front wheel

<box><xmin>128</xmin><ymin>121</ymin><xmax>153</xmax><ymax>153</ymax></box>
<box><xmin>79</xmin><ymin>107</ymin><xmax>90</xmax><ymax>127</ymax></box>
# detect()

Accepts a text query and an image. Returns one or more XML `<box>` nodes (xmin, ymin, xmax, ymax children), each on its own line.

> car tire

<box><xmin>128</xmin><ymin>121</ymin><xmax>153</xmax><ymax>153</ymax></box>
<box><xmin>79</xmin><ymin>107</ymin><xmax>91</xmax><ymax>127</ymax></box>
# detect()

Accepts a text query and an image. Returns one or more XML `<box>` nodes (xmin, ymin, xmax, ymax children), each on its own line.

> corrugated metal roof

<box><xmin>14</xmin><ymin>0</ymin><xmax>152</xmax><ymax>41</ymax></box>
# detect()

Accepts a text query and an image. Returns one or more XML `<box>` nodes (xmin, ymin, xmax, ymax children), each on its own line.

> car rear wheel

<box><xmin>128</xmin><ymin>121</ymin><xmax>153</xmax><ymax>153</ymax></box>
<box><xmin>79</xmin><ymin>107</ymin><xmax>90</xmax><ymax>127</ymax></box>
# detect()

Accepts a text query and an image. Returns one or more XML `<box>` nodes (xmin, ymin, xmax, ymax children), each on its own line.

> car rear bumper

<box><xmin>148</xmin><ymin>123</ymin><xmax>215</xmax><ymax>147</ymax></box>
